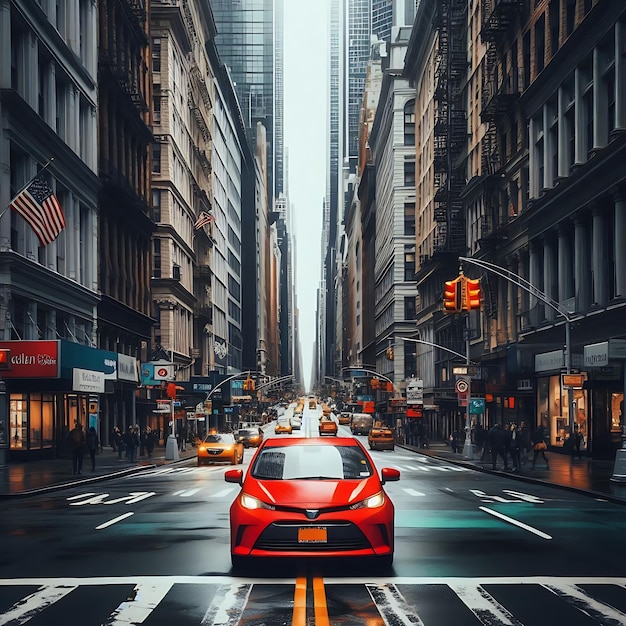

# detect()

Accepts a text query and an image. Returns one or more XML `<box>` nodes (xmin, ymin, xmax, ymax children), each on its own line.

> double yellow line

<box><xmin>293</xmin><ymin>575</ymin><xmax>330</xmax><ymax>626</ymax></box>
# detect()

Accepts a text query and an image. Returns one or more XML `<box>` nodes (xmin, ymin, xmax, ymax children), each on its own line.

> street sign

<box><xmin>455</xmin><ymin>378</ymin><xmax>469</xmax><ymax>394</ymax></box>
<box><xmin>562</xmin><ymin>373</ymin><xmax>584</xmax><ymax>388</ymax></box>
<box><xmin>469</xmin><ymin>398</ymin><xmax>485</xmax><ymax>414</ymax></box>
<box><xmin>406</xmin><ymin>378</ymin><xmax>424</xmax><ymax>406</ymax></box>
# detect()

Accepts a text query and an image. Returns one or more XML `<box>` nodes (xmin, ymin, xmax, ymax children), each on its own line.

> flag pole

<box><xmin>0</xmin><ymin>157</ymin><xmax>56</xmax><ymax>221</ymax></box>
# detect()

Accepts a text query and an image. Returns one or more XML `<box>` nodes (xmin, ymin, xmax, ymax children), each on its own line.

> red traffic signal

<box><xmin>465</xmin><ymin>277</ymin><xmax>481</xmax><ymax>310</ymax></box>
<box><xmin>443</xmin><ymin>277</ymin><xmax>462</xmax><ymax>313</ymax></box>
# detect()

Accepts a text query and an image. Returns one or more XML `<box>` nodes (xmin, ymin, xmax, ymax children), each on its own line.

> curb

<box><xmin>398</xmin><ymin>444</ymin><xmax>626</xmax><ymax>507</ymax></box>
<box><xmin>0</xmin><ymin>456</ymin><xmax>194</xmax><ymax>499</ymax></box>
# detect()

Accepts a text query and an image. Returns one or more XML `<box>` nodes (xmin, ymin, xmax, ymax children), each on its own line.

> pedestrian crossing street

<box><xmin>0</xmin><ymin>576</ymin><xmax>625</xmax><ymax>625</ymax></box>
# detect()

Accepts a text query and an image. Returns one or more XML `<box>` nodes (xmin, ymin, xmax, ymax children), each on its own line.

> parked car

<box><xmin>237</xmin><ymin>427</ymin><xmax>264</xmax><ymax>448</ymax></box>
<box><xmin>197</xmin><ymin>433</ymin><xmax>244</xmax><ymax>466</ymax></box>
<box><xmin>319</xmin><ymin>415</ymin><xmax>338</xmax><ymax>436</ymax></box>
<box><xmin>350</xmin><ymin>413</ymin><xmax>374</xmax><ymax>435</ymax></box>
<box><xmin>224</xmin><ymin>436</ymin><xmax>400</xmax><ymax>570</ymax></box>
<box><xmin>368</xmin><ymin>422</ymin><xmax>395</xmax><ymax>451</ymax></box>
<box><xmin>290</xmin><ymin>414</ymin><xmax>302</xmax><ymax>430</ymax></box>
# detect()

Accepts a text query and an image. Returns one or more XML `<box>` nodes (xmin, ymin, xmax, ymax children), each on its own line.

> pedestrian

<box><xmin>487</xmin><ymin>423</ymin><xmax>508</xmax><ymax>470</ymax></box>
<box><xmin>519</xmin><ymin>421</ymin><xmax>531</xmax><ymax>465</ymax></box>
<box><xmin>86</xmin><ymin>426</ymin><xmax>99</xmax><ymax>472</ymax></box>
<box><xmin>508</xmin><ymin>422</ymin><xmax>521</xmax><ymax>471</ymax></box>
<box><xmin>123</xmin><ymin>426</ymin><xmax>139</xmax><ymax>462</ymax></box>
<box><xmin>531</xmin><ymin>424</ymin><xmax>550</xmax><ymax>469</ymax></box>
<box><xmin>145</xmin><ymin>426</ymin><xmax>155</xmax><ymax>460</ymax></box>
<box><xmin>450</xmin><ymin>429</ymin><xmax>462</xmax><ymax>453</ymax></box>
<box><xmin>572</xmin><ymin>423</ymin><xmax>584</xmax><ymax>460</ymax></box>
<box><xmin>474</xmin><ymin>422</ymin><xmax>487</xmax><ymax>460</ymax></box>
<box><xmin>113</xmin><ymin>426</ymin><xmax>124</xmax><ymax>460</ymax></box>
<box><xmin>67</xmin><ymin>421</ymin><xmax>86</xmax><ymax>475</ymax></box>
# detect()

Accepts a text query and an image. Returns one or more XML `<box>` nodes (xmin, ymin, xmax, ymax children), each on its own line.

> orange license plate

<box><xmin>298</xmin><ymin>527</ymin><xmax>327</xmax><ymax>543</ymax></box>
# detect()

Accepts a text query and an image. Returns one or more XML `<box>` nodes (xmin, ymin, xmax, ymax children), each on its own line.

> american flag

<box><xmin>193</xmin><ymin>210</ymin><xmax>213</xmax><ymax>230</ymax></box>
<box><xmin>10</xmin><ymin>175</ymin><xmax>66</xmax><ymax>246</ymax></box>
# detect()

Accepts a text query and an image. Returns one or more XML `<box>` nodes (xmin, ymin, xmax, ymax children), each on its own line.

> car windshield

<box><xmin>250</xmin><ymin>444</ymin><xmax>373</xmax><ymax>480</ymax></box>
<box><xmin>238</xmin><ymin>430</ymin><xmax>255</xmax><ymax>436</ymax></box>
<box><xmin>204</xmin><ymin>434</ymin><xmax>233</xmax><ymax>443</ymax></box>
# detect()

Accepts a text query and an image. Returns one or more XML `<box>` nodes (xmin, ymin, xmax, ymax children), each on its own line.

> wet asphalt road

<box><xmin>2</xmin><ymin>407</ymin><xmax>626</xmax><ymax>624</ymax></box>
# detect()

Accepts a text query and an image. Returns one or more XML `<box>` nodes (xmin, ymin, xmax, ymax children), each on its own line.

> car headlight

<box><xmin>350</xmin><ymin>491</ymin><xmax>385</xmax><ymax>510</ymax></box>
<box><xmin>198</xmin><ymin>446</ymin><xmax>206</xmax><ymax>452</ymax></box>
<box><xmin>240</xmin><ymin>493</ymin><xmax>276</xmax><ymax>511</ymax></box>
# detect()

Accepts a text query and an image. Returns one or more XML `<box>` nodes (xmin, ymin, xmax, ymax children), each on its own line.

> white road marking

<box><xmin>176</xmin><ymin>488</ymin><xmax>202</xmax><ymax>497</ymax></box>
<box><xmin>545</xmin><ymin>583</ymin><xmax>626</xmax><ymax>624</ymax></box>
<box><xmin>210</xmin><ymin>488</ymin><xmax>237</xmax><ymax>498</ymax></box>
<box><xmin>69</xmin><ymin>493</ymin><xmax>110</xmax><ymax>506</ymax></box>
<box><xmin>448</xmin><ymin>582</ymin><xmax>520</xmax><ymax>626</ymax></box>
<box><xmin>402</xmin><ymin>488</ymin><xmax>426</xmax><ymax>497</ymax></box>
<box><xmin>96</xmin><ymin>512</ymin><xmax>135</xmax><ymax>529</ymax></box>
<box><xmin>0</xmin><ymin>584</ymin><xmax>77</xmax><ymax>626</ymax></box>
<box><xmin>479</xmin><ymin>506</ymin><xmax>553</xmax><ymax>539</ymax></box>
<box><xmin>66</xmin><ymin>493</ymin><xmax>97</xmax><ymax>501</ymax></box>
<box><xmin>367</xmin><ymin>583</ymin><xmax>425</xmax><ymax>626</ymax></box>
<box><xmin>104</xmin><ymin>492</ymin><xmax>156</xmax><ymax>505</ymax></box>
<box><xmin>201</xmin><ymin>583</ymin><xmax>252</xmax><ymax>625</ymax></box>
<box><xmin>471</xmin><ymin>489</ymin><xmax>545</xmax><ymax>504</ymax></box>
<box><xmin>104</xmin><ymin>581</ymin><xmax>174</xmax><ymax>625</ymax></box>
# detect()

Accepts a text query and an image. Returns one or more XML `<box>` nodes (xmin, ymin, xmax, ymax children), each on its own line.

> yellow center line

<box><xmin>313</xmin><ymin>576</ymin><xmax>330</xmax><ymax>626</ymax></box>
<box><xmin>292</xmin><ymin>575</ymin><xmax>308</xmax><ymax>626</ymax></box>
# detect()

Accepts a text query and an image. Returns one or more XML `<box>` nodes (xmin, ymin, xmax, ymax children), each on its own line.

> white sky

<box><xmin>283</xmin><ymin>2</ymin><xmax>330</xmax><ymax>389</ymax></box>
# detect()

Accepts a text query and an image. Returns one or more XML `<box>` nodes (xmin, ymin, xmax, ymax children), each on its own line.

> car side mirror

<box><xmin>224</xmin><ymin>469</ymin><xmax>244</xmax><ymax>485</ymax></box>
<box><xmin>381</xmin><ymin>467</ymin><xmax>400</xmax><ymax>484</ymax></box>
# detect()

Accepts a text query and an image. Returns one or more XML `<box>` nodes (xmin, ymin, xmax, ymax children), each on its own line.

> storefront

<box><xmin>0</xmin><ymin>340</ymin><xmax>121</xmax><ymax>461</ymax></box>
<box><xmin>534</xmin><ymin>349</ymin><xmax>588</xmax><ymax>452</ymax></box>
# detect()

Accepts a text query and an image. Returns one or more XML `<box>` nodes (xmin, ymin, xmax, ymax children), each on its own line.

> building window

<box><xmin>404</xmin><ymin>100</ymin><xmax>415</xmax><ymax>146</ymax></box>
<box><xmin>583</xmin><ymin>89</ymin><xmax>594</xmax><ymax>155</ymax></box>
<box><xmin>152</xmin><ymin>38</ymin><xmax>161</xmax><ymax>72</ymax></box>
<box><xmin>404</xmin><ymin>246</ymin><xmax>415</xmax><ymax>281</ymax></box>
<box><xmin>404</xmin><ymin>296</ymin><xmax>416</xmax><ymax>321</ymax></box>
<box><xmin>565</xmin><ymin>106</ymin><xmax>576</xmax><ymax>170</ymax></box>
<box><xmin>153</xmin><ymin>238</ymin><xmax>161</xmax><ymax>278</ymax></box>
<box><xmin>523</xmin><ymin>31</ymin><xmax>531</xmax><ymax>90</ymax></box>
<box><xmin>153</xmin><ymin>95</ymin><xmax>161</xmax><ymax>124</ymax></box>
<box><xmin>404</xmin><ymin>202</ymin><xmax>415</xmax><ymax>236</ymax></box>
<box><xmin>549</xmin><ymin>0</ymin><xmax>560</xmax><ymax>57</ymax></box>
<box><xmin>152</xmin><ymin>144</ymin><xmax>161</xmax><ymax>173</ymax></box>
<box><xmin>566</xmin><ymin>0</ymin><xmax>576</xmax><ymax>36</ymax></box>
<box><xmin>152</xmin><ymin>189</ymin><xmax>161</xmax><ymax>222</ymax></box>
<box><xmin>535</xmin><ymin>14</ymin><xmax>545</xmax><ymax>75</ymax></box>
<box><xmin>404</xmin><ymin>160</ymin><xmax>415</xmax><ymax>186</ymax></box>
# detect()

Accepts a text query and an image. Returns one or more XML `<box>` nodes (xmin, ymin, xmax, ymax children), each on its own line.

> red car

<box><xmin>224</xmin><ymin>437</ymin><xmax>400</xmax><ymax>570</ymax></box>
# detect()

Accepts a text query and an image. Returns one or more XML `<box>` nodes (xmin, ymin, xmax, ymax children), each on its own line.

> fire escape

<box><xmin>479</xmin><ymin>0</ymin><xmax>522</xmax><ymax>243</ymax></box>
<box><xmin>432</xmin><ymin>0</ymin><xmax>467</xmax><ymax>257</ymax></box>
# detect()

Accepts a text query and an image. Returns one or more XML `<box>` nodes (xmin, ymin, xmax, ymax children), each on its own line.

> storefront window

<box><xmin>30</xmin><ymin>395</ymin><xmax>42</xmax><ymax>448</ymax></box>
<box><xmin>10</xmin><ymin>395</ymin><xmax>27</xmax><ymax>449</ymax></box>
<box><xmin>611</xmin><ymin>393</ymin><xmax>624</xmax><ymax>435</ymax></box>
<box><xmin>537</xmin><ymin>375</ymin><xmax>587</xmax><ymax>447</ymax></box>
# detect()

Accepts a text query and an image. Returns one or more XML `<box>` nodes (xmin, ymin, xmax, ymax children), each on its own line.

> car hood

<box><xmin>244</xmin><ymin>477</ymin><xmax>376</xmax><ymax>507</ymax></box>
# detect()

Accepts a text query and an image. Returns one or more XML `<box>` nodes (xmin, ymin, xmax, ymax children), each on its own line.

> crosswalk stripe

<box><xmin>449</xmin><ymin>583</ymin><xmax>521</xmax><ymax>626</ymax></box>
<box><xmin>367</xmin><ymin>583</ymin><xmax>425</xmax><ymax>626</ymax></box>
<box><xmin>200</xmin><ymin>583</ymin><xmax>251</xmax><ymax>626</ymax></box>
<box><xmin>402</xmin><ymin>488</ymin><xmax>426</xmax><ymax>496</ymax></box>
<box><xmin>210</xmin><ymin>488</ymin><xmax>236</xmax><ymax>498</ymax></box>
<box><xmin>0</xmin><ymin>584</ymin><xmax>77</xmax><ymax>626</ymax></box>
<box><xmin>103</xmin><ymin>581</ymin><xmax>173</xmax><ymax>625</ymax></box>
<box><xmin>545</xmin><ymin>583</ymin><xmax>626</xmax><ymax>624</ymax></box>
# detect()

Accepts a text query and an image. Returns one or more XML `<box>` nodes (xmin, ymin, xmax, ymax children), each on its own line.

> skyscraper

<box><xmin>211</xmin><ymin>0</ymin><xmax>283</xmax><ymax>202</ymax></box>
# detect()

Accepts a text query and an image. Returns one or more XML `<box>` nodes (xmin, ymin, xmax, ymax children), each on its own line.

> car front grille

<box><xmin>207</xmin><ymin>449</ymin><xmax>224</xmax><ymax>455</ymax></box>
<box><xmin>254</xmin><ymin>521</ymin><xmax>370</xmax><ymax>552</ymax></box>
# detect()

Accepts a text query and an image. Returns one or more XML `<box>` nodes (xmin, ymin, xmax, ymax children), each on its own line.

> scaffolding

<box><xmin>432</xmin><ymin>0</ymin><xmax>468</xmax><ymax>256</ymax></box>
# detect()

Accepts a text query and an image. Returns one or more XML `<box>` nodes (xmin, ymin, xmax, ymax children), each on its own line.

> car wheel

<box><xmin>197</xmin><ymin>459</ymin><xmax>203</xmax><ymax>466</ymax></box>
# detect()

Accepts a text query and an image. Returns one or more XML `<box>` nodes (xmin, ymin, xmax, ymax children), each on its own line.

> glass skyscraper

<box><xmin>211</xmin><ymin>0</ymin><xmax>283</xmax><ymax>201</ymax></box>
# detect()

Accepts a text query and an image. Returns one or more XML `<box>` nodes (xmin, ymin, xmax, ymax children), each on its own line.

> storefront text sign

<box><xmin>584</xmin><ymin>339</ymin><xmax>626</xmax><ymax>368</ymax></box>
<box><xmin>73</xmin><ymin>368</ymin><xmax>105</xmax><ymax>393</ymax></box>
<box><xmin>117</xmin><ymin>353</ymin><xmax>139</xmax><ymax>382</ymax></box>
<box><xmin>535</xmin><ymin>350</ymin><xmax>564</xmax><ymax>373</ymax></box>
<box><xmin>0</xmin><ymin>340</ymin><xmax>59</xmax><ymax>378</ymax></box>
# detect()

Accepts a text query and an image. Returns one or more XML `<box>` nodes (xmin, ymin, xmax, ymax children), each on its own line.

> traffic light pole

<box><xmin>458</xmin><ymin>256</ymin><xmax>575</xmax><ymax>454</ymax></box>
<box><xmin>463</xmin><ymin>313</ymin><xmax>473</xmax><ymax>460</ymax></box>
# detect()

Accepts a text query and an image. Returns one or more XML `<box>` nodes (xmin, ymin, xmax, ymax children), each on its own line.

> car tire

<box><xmin>197</xmin><ymin>459</ymin><xmax>203</xmax><ymax>466</ymax></box>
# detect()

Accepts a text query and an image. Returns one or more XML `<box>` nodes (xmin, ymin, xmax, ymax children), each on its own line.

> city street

<box><xmin>1</xmin><ymin>409</ymin><xmax>626</xmax><ymax>624</ymax></box>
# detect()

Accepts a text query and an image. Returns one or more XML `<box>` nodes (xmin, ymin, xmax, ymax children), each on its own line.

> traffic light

<box><xmin>248</xmin><ymin>378</ymin><xmax>255</xmax><ymax>391</ymax></box>
<box><xmin>465</xmin><ymin>277</ymin><xmax>481</xmax><ymax>310</ymax></box>
<box><xmin>443</xmin><ymin>277</ymin><xmax>462</xmax><ymax>313</ymax></box>
<box><xmin>385</xmin><ymin>346</ymin><xmax>394</xmax><ymax>360</ymax></box>
<box><xmin>242</xmin><ymin>379</ymin><xmax>249</xmax><ymax>391</ymax></box>
<box><xmin>371</xmin><ymin>378</ymin><xmax>380</xmax><ymax>390</ymax></box>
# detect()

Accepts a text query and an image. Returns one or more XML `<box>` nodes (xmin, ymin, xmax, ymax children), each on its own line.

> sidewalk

<box><xmin>402</xmin><ymin>440</ymin><xmax>626</xmax><ymax>505</ymax></box>
<box><xmin>0</xmin><ymin>445</ymin><xmax>198</xmax><ymax>498</ymax></box>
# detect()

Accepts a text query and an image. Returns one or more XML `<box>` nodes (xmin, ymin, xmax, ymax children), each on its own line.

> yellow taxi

<box><xmin>338</xmin><ymin>411</ymin><xmax>352</xmax><ymax>425</ymax></box>
<box><xmin>367</xmin><ymin>422</ymin><xmax>395</xmax><ymax>451</ymax></box>
<box><xmin>319</xmin><ymin>415</ymin><xmax>338</xmax><ymax>436</ymax></box>
<box><xmin>274</xmin><ymin>419</ymin><xmax>293</xmax><ymax>435</ymax></box>
<box><xmin>197</xmin><ymin>433</ymin><xmax>244</xmax><ymax>465</ymax></box>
